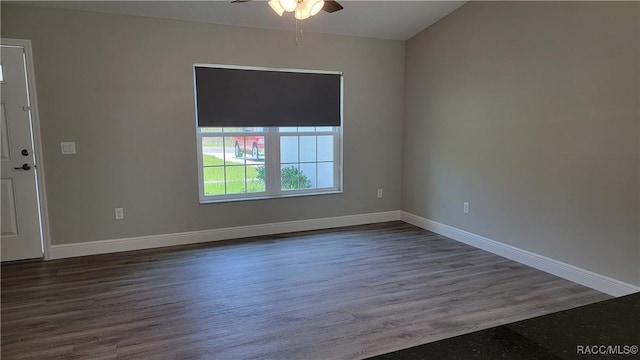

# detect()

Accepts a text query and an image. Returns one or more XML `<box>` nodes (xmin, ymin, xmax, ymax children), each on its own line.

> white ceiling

<box><xmin>12</xmin><ymin>1</ymin><xmax>466</xmax><ymax>40</ymax></box>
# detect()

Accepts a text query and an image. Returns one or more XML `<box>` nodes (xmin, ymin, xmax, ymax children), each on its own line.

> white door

<box><xmin>1</xmin><ymin>44</ymin><xmax>43</xmax><ymax>261</ymax></box>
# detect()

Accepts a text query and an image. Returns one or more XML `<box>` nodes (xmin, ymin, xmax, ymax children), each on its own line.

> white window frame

<box><xmin>196</xmin><ymin>127</ymin><xmax>342</xmax><ymax>203</ymax></box>
<box><xmin>194</xmin><ymin>65</ymin><xmax>343</xmax><ymax>204</ymax></box>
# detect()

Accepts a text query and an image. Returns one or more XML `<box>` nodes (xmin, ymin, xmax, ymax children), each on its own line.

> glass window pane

<box><xmin>300</xmin><ymin>163</ymin><xmax>317</xmax><ymax>189</ymax></box>
<box><xmin>317</xmin><ymin>162</ymin><xmax>334</xmax><ymax>188</ymax></box>
<box><xmin>225</xmin><ymin>165</ymin><xmax>246</xmax><ymax>194</ymax></box>
<box><xmin>298</xmin><ymin>127</ymin><xmax>315</xmax><ymax>132</ymax></box>
<box><xmin>203</xmin><ymin>167</ymin><xmax>225</xmax><ymax>195</ymax></box>
<box><xmin>225</xmin><ymin>136</ymin><xmax>245</xmax><ymax>166</ymax></box>
<box><xmin>299</xmin><ymin>136</ymin><xmax>316</xmax><ymax>163</ymax></box>
<box><xmin>279</xmin><ymin>127</ymin><xmax>297</xmax><ymax>133</ymax></box>
<box><xmin>317</xmin><ymin>136</ymin><xmax>334</xmax><ymax>162</ymax></box>
<box><xmin>202</xmin><ymin>136</ymin><xmax>221</xmax><ymax>147</ymax></box>
<box><xmin>202</xmin><ymin>137</ymin><xmax>224</xmax><ymax>166</ymax></box>
<box><xmin>281</xmin><ymin>164</ymin><xmax>302</xmax><ymax>191</ymax></box>
<box><xmin>243</xmin><ymin>127</ymin><xmax>265</xmax><ymax>133</ymax></box>
<box><xmin>231</xmin><ymin>135</ymin><xmax>265</xmax><ymax>162</ymax></box>
<box><xmin>200</xmin><ymin>127</ymin><xmax>222</xmax><ymax>133</ymax></box>
<box><xmin>247</xmin><ymin>165</ymin><xmax>266</xmax><ymax>193</ymax></box>
<box><xmin>247</xmin><ymin>135</ymin><xmax>265</xmax><ymax>161</ymax></box>
<box><xmin>222</xmin><ymin>127</ymin><xmax>244</xmax><ymax>133</ymax></box>
<box><xmin>315</xmin><ymin>126</ymin><xmax>333</xmax><ymax>132</ymax></box>
<box><xmin>280</xmin><ymin>136</ymin><xmax>298</xmax><ymax>163</ymax></box>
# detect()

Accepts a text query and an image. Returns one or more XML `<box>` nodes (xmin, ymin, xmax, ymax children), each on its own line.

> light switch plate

<box><xmin>60</xmin><ymin>142</ymin><xmax>76</xmax><ymax>155</ymax></box>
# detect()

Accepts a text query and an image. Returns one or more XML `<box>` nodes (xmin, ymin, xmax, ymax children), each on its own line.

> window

<box><xmin>194</xmin><ymin>65</ymin><xmax>342</xmax><ymax>203</ymax></box>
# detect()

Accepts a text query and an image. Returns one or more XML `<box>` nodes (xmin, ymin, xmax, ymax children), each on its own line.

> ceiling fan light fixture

<box><xmin>310</xmin><ymin>0</ymin><xmax>325</xmax><ymax>16</ymax></box>
<box><xmin>279</xmin><ymin>0</ymin><xmax>297</xmax><ymax>12</ymax></box>
<box><xmin>268</xmin><ymin>0</ymin><xmax>284</xmax><ymax>15</ymax></box>
<box><xmin>291</xmin><ymin>0</ymin><xmax>326</xmax><ymax>20</ymax></box>
<box><xmin>294</xmin><ymin>0</ymin><xmax>312</xmax><ymax>20</ymax></box>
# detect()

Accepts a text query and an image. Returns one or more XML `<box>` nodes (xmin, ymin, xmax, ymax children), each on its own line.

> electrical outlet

<box><xmin>377</xmin><ymin>189</ymin><xmax>383</xmax><ymax>198</ymax></box>
<box><xmin>463</xmin><ymin>202</ymin><xmax>470</xmax><ymax>214</ymax></box>
<box><xmin>115</xmin><ymin>208</ymin><xmax>124</xmax><ymax>220</ymax></box>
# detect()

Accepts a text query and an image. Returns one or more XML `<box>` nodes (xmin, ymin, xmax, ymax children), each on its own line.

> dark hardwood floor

<box><xmin>1</xmin><ymin>221</ymin><xmax>610</xmax><ymax>359</ymax></box>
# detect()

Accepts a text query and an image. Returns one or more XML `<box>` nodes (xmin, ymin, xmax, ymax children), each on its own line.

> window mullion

<box><xmin>266</xmin><ymin>128</ymin><xmax>280</xmax><ymax>196</ymax></box>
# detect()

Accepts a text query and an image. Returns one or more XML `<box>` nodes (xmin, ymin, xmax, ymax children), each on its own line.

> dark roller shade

<box><xmin>195</xmin><ymin>66</ymin><xmax>341</xmax><ymax>127</ymax></box>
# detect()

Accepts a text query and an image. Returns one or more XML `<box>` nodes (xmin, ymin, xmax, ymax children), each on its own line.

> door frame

<box><xmin>2</xmin><ymin>38</ymin><xmax>51</xmax><ymax>260</ymax></box>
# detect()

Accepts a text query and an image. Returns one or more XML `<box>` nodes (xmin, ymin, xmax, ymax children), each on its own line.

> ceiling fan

<box><xmin>232</xmin><ymin>0</ymin><xmax>344</xmax><ymax>20</ymax></box>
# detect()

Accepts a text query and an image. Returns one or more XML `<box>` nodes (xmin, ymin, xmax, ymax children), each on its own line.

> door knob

<box><xmin>21</xmin><ymin>149</ymin><xmax>29</xmax><ymax>156</ymax></box>
<box><xmin>14</xmin><ymin>164</ymin><xmax>32</xmax><ymax>171</ymax></box>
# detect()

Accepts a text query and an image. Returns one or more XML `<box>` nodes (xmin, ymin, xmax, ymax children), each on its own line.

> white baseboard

<box><xmin>401</xmin><ymin>211</ymin><xmax>639</xmax><ymax>297</ymax></box>
<box><xmin>50</xmin><ymin>211</ymin><xmax>402</xmax><ymax>260</ymax></box>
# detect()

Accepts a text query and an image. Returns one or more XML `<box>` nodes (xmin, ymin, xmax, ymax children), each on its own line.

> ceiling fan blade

<box><xmin>322</xmin><ymin>1</ymin><xmax>344</xmax><ymax>13</ymax></box>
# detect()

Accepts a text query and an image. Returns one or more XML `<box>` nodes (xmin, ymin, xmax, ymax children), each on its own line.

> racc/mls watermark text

<box><xmin>577</xmin><ymin>345</ymin><xmax>638</xmax><ymax>356</ymax></box>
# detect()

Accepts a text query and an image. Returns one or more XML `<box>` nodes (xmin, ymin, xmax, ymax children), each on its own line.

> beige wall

<box><xmin>1</xmin><ymin>5</ymin><xmax>405</xmax><ymax>245</ymax></box>
<box><xmin>403</xmin><ymin>1</ymin><xmax>640</xmax><ymax>285</ymax></box>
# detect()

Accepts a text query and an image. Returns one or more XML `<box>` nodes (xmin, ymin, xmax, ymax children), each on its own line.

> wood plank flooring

<box><xmin>1</xmin><ymin>221</ymin><xmax>610</xmax><ymax>359</ymax></box>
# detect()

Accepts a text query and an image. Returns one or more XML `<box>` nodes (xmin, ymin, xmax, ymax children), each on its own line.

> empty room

<box><xmin>1</xmin><ymin>1</ymin><xmax>638</xmax><ymax>359</ymax></box>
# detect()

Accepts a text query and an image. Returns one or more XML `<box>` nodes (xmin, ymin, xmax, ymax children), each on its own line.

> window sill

<box><xmin>199</xmin><ymin>190</ymin><xmax>344</xmax><ymax>204</ymax></box>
